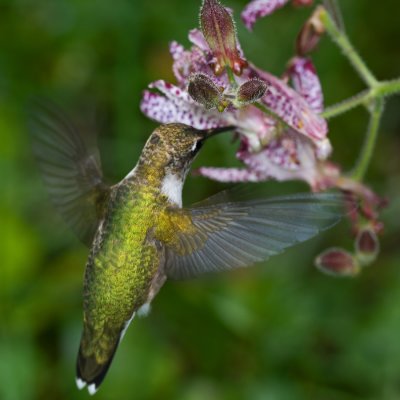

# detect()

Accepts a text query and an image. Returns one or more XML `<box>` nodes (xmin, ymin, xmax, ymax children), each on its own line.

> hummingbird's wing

<box><xmin>161</xmin><ymin>190</ymin><xmax>347</xmax><ymax>280</ymax></box>
<box><xmin>28</xmin><ymin>100</ymin><xmax>110</xmax><ymax>245</ymax></box>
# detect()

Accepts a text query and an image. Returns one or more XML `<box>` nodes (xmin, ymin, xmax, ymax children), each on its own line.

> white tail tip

<box><xmin>88</xmin><ymin>383</ymin><xmax>98</xmax><ymax>395</ymax></box>
<box><xmin>76</xmin><ymin>378</ymin><xmax>86</xmax><ymax>390</ymax></box>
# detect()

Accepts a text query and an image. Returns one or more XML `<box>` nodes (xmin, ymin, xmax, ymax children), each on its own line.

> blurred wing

<box><xmin>164</xmin><ymin>191</ymin><xmax>346</xmax><ymax>280</ymax></box>
<box><xmin>28</xmin><ymin>100</ymin><xmax>110</xmax><ymax>245</ymax></box>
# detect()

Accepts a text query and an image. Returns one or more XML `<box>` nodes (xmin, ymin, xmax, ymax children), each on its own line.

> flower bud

<box><xmin>188</xmin><ymin>73</ymin><xmax>223</xmax><ymax>109</ymax></box>
<box><xmin>315</xmin><ymin>248</ymin><xmax>360</xmax><ymax>277</ymax></box>
<box><xmin>355</xmin><ymin>228</ymin><xmax>380</xmax><ymax>266</ymax></box>
<box><xmin>200</xmin><ymin>0</ymin><xmax>247</xmax><ymax>75</ymax></box>
<box><xmin>296</xmin><ymin>6</ymin><xmax>325</xmax><ymax>56</ymax></box>
<box><xmin>235</xmin><ymin>78</ymin><xmax>268</xmax><ymax>106</ymax></box>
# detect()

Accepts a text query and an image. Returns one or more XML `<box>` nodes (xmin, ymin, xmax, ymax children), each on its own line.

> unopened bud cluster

<box><xmin>188</xmin><ymin>73</ymin><xmax>267</xmax><ymax>111</ymax></box>
<box><xmin>315</xmin><ymin>248</ymin><xmax>359</xmax><ymax>277</ymax></box>
<box><xmin>315</xmin><ymin>223</ymin><xmax>380</xmax><ymax>278</ymax></box>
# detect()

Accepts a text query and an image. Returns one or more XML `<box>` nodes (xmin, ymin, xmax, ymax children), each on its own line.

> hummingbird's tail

<box><xmin>76</xmin><ymin>342</ymin><xmax>117</xmax><ymax>395</ymax></box>
<box><xmin>75</xmin><ymin>318</ymin><xmax>132</xmax><ymax>395</ymax></box>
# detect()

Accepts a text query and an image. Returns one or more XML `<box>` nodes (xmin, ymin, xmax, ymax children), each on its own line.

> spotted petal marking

<box><xmin>288</xmin><ymin>56</ymin><xmax>324</xmax><ymax>114</ymax></box>
<box><xmin>198</xmin><ymin>129</ymin><xmax>320</xmax><ymax>185</ymax></box>
<box><xmin>197</xmin><ymin>166</ymin><xmax>261</xmax><ymax>182</ymax></box>
<box><xmin>255</xmin><ymin>67</ymin><xmax>327</xmax><ymax>141</ymax></box>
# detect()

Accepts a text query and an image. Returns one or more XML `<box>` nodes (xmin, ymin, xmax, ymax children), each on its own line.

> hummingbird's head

<box><xmin>139</xmin><ymin>123</ymin><xmax>234</xmax><ymax>179</ymax></box>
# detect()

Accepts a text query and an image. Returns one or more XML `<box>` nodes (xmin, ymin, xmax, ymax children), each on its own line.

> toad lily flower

<box><xmin>197</xmin><ymin>56</ymin><xmax>332</xmax><ymax>187</ymax></box>
<box><xmin>140</xmin><ymin>0</ymin><xmax>390</xmax><ymax>272</ymax></box>
<box><xmin>140</xmin><ymin>16</ymin><xmax>331</xmax><ymax>188</ymax></box>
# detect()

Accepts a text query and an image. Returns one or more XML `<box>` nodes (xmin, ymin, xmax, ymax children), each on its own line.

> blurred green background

<box><xmin>1</xmin><ymin>0</ymin><xmax>400</xmax><ymax>399</ymax></box>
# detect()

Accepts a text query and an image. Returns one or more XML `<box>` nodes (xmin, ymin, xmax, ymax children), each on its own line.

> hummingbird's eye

<box><xmin>190</xmin><ymin>140</ymin><xmax>203</xmax><ymax>155</ymax></box>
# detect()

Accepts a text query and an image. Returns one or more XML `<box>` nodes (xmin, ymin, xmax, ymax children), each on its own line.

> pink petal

<box><xmin>140</xmin><ymin>80</ymin><xmax>225</xmax><ymax>129</ymax></box>
<box><xmin>231</xmin><ymin>106</ymin><xmax>276</xmax><ymax>148</ymax></box>
<box><xmin>170</xmin><ymin>34</ymin><xmax>229</xmax><ymax>88</ymax></box>
<box><xmin>197</xmin><ymin>167</ymin><xmax>261</xmax><ymax>182</ymax></box>
<box><xmin>198</xmin><ymin>130</ymin><xmax>322</xmax><ymax>185</ymax></box>
<box><xmin>254</xmin><ymin>66</ymin><xmax>327</xmax><ymax>141</ymax></box>
<box><xmin>188</xmin><ymin>29</ymin><xmax>211</xmax><ymax>52</ymax></box>
<box><xmin>169</xmin><ymin>41</ymin><xmax>185</xmax><ymax>61</ymax></box>
<box><xmin>288</xmin><ymin>56</ymin><xmax>324</xmax><ymax>113</ymax></box>
<box><xmin>237</xmin><ymin>130</ymin><xmax>320</xmax><ymax>185</ymax></box>
<box><xmin>241</xmin><ymin>0</ymin><xmax>290</xmax><ymax>30</ymax></box>
<box><xmin>169</xmin><ymin>42</ymin><xmax>205</xmax><ymax>87</ymax></box>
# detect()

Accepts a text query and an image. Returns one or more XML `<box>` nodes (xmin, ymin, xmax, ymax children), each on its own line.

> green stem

<box><xmin>351</xmin><ymin>98</ymin><xmax>384</xmax><ymax>181</ymax></box>
<box><xmin>321</xmin><ymin>78</ymin><xmax>400</xmax><ymax>119</ymax></box>
<box><xmin>321</xmin><ymin>90</ymin><xmax>370</xmax><ymax>119</ymax></box>
<box><xmin>320</xmin><ymin>7</ymin><xmax>378</xmax><ymax>88</ymax></box>
<box><xmin>376</xmin><ymin>78</ymin><xmax>400</xmax><ymax>97</ymax></box>
<box><xmin>317</xmin><ymin>7</ymin><xmax>400</xmax><ymax>183</ymax></box>
<box><xmin>226</xmin><ymin>66</ymin><xmax>238</xmax><ymax>88</ymax></box>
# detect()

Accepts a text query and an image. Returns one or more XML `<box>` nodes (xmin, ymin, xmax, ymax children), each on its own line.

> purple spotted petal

<box><xmin>241</xmin><ymin>0</ymin><xmax>289</xmax><ymax>30</ymax></box>
<box><xmin>197</xmin><ymin>167</ymin><xmax>261</xmax><ymax>182</ymax></box>
<box><xmin>238</xmin><ymin>130</ymin><xmax>320</xmax><ymax>184</ymax></box>
<box><xmin>169</xmin><ymin>41</ymin><xmax>190</xmax><ymax>86</ymax></box>
<box><xmin>169</xmin><ymin>41</ymin><xmax>209</xmax><ymax>87</ymax></box>
<box><xmin>288</xmin><ymin>56</ymin><xmax>324</xmax><ymax>113</ymax></box>
<box><xmin>140</xmin><ymin>80</ymin><xmax>225</xmax><ymax>129</ymax></box>
<box><xmin>170</xmin><ymin>32</ymin><xmax>230</xmax><ymax>89</ymax></box>
<box><xmin>254</xmin><ymin>66</ymin><xmax>327</xmax><ymax>141</ymax></box>
<box><xmin>198</xmin><ymin>129</ymin><xmax>322</xmax><ymax>186</ymax></box>
<box><xmin>170</xmin><ymin>41</ymin><xmax>185</xmax><ymax>62</ymax></box>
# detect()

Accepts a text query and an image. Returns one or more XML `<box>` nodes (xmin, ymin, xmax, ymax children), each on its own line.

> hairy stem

<box><xmin>319</xmin><ymin>7</ymin><xmax>378</xmax><ymax>88</ymax></box>
<box><xmin>322</xmin><ymin>90</ymin><xmax>369</xmax><ymax>119</ymax></box>
<box><xmin>376</xmin><ymin>78</ymin><xmax>400</xmax><ymax>97</ymax></box>
<box><xmin>321</xmin><ymin>79</ymin><xmax>400</xmax><ymax>119</ymax></box>
<box><xmin>351</xmin><ymin>98</ymin><xmax>384</xmax><ymax>181</ymax></box>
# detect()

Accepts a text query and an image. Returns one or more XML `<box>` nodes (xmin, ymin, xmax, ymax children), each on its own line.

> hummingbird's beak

<box><xmin>201</xmin><ymin>126</ymin><xmax>235</xmax><ymax>139</ymax></box>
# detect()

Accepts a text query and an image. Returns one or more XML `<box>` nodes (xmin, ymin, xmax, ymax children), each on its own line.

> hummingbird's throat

<box><xmin>160</xmin><ymin>173</ymin><xmax>183</xmax><ymax>207</ymax></box>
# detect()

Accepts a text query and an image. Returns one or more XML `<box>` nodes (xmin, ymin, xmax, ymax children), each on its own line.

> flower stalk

<box><xmin>318</xmin><ymin>6</ymin><xmax>378</xmax><ymax>88</ymax></box>
<box><xmin>317</xmin><ymin>6</ymin><xmax>400</xmax><ymax>181</ymax></box>
<box><xmin>321</xmin><ymin>79</ymin><xmax>400</xmax><ymax>119</ymax></box>
<box><xmin>351</xmin><ymin>97</ymin><xmax>384</xmax><ymax>181</ymax></box>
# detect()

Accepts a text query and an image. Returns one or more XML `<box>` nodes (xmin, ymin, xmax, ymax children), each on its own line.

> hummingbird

<box><xmin>29</xmin><ymin>101</ymin><xmax>345</xmax><ymax>395</ymax></box>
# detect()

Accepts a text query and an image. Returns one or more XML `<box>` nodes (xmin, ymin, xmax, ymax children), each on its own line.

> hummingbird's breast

<box><xmin>83</xmin><ymin>181</ymin><xmax>165</xmax><ymax>333</ymax></box>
